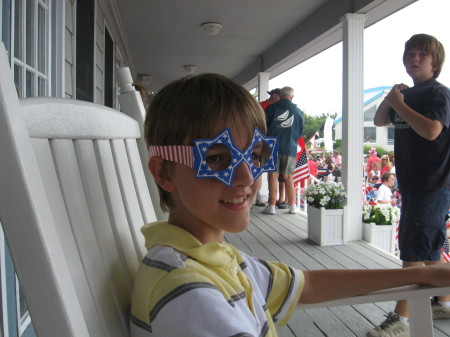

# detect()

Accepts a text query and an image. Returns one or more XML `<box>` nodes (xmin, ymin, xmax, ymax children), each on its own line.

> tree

<box><xmin>303</xmin><ymin>114</ymin><xmax>323</xmax><ymax>140</ymax></box>
<box><xmin>303</xmin><ymin>113</ymin><xmax>329</xmax><ymax>141</ymax></box>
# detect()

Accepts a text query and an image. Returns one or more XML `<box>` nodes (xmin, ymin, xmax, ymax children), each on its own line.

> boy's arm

<box><xmin>383</xmin><ymin>85</ymin><xmax>444</xmax><ymax>140</ymax></box>
<box><xmin>374</xmin><ymin>98</ymin><xmax>392</xmax><ymax>126</ymax></box>
<box><xmin>300</xmin><ymin>264</ymin><xmax>450</xmax><ymax>304</ymax></box>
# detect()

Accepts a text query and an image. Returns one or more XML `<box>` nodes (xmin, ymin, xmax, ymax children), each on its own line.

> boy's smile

<box><xmin>167</xmin><ymin>121</ymin><xmax>262</xmax><ymax>243</ymax></box>
<box><xmin>404</xmin><ymin>48</ymin><xmax>437</xmax><ymax>84</ymax></box>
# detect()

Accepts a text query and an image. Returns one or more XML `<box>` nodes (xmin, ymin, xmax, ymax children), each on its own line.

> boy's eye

<box><xmin>251</xmin><ymin>141</ymin><xmax>271</xmax><ymax>168</ymax></box>
<box><xmin>205</xmin><ymin>144</ymin><xmax>232</xmax><ymax>171</ymax></box>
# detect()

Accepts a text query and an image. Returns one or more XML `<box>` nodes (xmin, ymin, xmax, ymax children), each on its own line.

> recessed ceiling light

<box><xmin>201</xmin><ymin>22</ymin><xmax>223</xmax><ymax>36</ymax></box>
<box><xmin>183</xmin><ymin>65</ymin><xmax>198</xmax><ymax>74</ymax></box>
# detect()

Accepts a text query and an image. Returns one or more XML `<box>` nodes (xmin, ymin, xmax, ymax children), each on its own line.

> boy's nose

<box><xmin>232</xmin><ymin>161</ymin><xmax>254</xmax><ymax>186</ymax></box>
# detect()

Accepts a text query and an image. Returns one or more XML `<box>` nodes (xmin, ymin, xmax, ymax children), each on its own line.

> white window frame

<box><xmin>0</xmin><ymin>226</ymin><xmax>9</xmax><ymax>337</ymax></box>
<box><xmin>114</xmin><ymin>44</ymin><xmax>123</xmax><ymax>110</ymax></box>
<box><xmin>387</xmin><ymin>126</ymin><xmax>395</xmax><ymax>145</ymax></box>
<box><xmin>11</xmin><ymin>0</ymin><xmax>50</xmax><ymax>98</ymax></box>
<box><xmin>15</xmin><ymin>276</ymin><xmax>31</xmax><ymax>336</ymax></box>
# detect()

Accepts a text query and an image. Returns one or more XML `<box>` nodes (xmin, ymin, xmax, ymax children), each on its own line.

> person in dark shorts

<box><xmin>370</xmin><ymin>33</ymin><xmax>450</xmax><ymax>337</ymax></box>
<box><xmin>263</xmin><ymin>86</ymin><xmax>304</xmax><ymax>215</ymax></box>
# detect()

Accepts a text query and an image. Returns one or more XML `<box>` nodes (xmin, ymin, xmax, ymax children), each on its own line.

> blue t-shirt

<box><xmin>265</xmin><ymin>99</ymin><xmax>304</xmax><ymax>157</ymax></box>
<box><xmin>390</xmin><ymin>77</ymin><xmax>450</xmax><ymax>193</ymax></box>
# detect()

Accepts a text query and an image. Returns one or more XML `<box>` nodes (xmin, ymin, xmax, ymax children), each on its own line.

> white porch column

<box><xmin>341</xmin><ymin>14</ymin><xmax>365</xmax><ymax>241</ymax></box>
<box><xmin>257</xmin><ymin>72</ymin><xmax>270</xmax><ymax>102</ymax></box>
<box><xmin>257</xmin><ymin>72</ymin><xmax>270</xmax><ymax>200</ymax></box>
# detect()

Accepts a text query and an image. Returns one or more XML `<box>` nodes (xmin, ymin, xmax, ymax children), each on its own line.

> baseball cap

<box><xmin>267</xmin><ymin>88</ymin><xmax>281</xmax><ymax>96</ymax></box>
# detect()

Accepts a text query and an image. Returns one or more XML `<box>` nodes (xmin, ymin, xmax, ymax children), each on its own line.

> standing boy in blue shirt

<box><xmin>130</xmin><ymin>72</ymin><xmax>450</xmax><ymax>337</ymax></box>
<box><xmin>371</xmin><ymin>33</ymin><xmax>450</xmax><ymax>337</ymax></box>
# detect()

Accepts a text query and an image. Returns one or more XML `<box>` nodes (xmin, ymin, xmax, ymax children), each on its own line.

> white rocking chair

<box><xmin>0</xmin><ymin>43</ymin><xmax>156</xmax><ymax>336</ymax></box>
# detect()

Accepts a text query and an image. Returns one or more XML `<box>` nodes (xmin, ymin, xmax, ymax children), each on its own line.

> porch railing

<box><xmin>299</xmin><ymin>283</ymin><xmax>450</xmax><ymax>337</ymax></box>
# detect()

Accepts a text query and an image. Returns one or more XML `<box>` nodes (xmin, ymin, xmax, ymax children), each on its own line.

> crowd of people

<box><xmin>364</xmin><ymin>148</ymin><xmax>401</xmax><ymax>207</ymax></box>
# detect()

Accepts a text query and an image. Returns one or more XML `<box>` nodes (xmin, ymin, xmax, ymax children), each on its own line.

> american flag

<box><xmin>293</xmin><ymin>137</ymin><xmax>310</xmax><ymax>186</ymax></box>
<box><xmin>443</xmin><ymin>238</ymin><xmax>450</xmax><ymax>263</ymax></box>
<box><xmin>444</xmin><ymin>215</ymin><xmax>450</xmax><ymax>263</ymax></box>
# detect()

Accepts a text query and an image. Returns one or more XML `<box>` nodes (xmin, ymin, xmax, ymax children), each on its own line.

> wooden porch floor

<box><xmin>225</xmin><ymin>206</ymin><xmax>450</xmax><ymax>337</ymax></box>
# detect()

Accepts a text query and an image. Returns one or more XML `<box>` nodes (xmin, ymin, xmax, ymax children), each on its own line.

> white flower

<box><xmin>304</xmin><ymin>181</ymin><xmax>347</xmax><ymax>209</ymax></box>
<box><xmin>362</xmin><ymin>203</ymin><xmax>400</xmax><ymax>226</ymax></box>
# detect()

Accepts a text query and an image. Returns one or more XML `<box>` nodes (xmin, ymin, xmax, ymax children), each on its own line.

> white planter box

<box><xmin>307</xmin><ymin>206</ymin><xmax>346</xmax><ymax>246</ymax></box>
<box><xmin>362</xmin><ymin>222</ymin><xmax>395</xmax><ymax>254</ymax></box>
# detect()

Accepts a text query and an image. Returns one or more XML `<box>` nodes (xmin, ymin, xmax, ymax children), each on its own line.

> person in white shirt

<box><xmin>376</xmin><ymin>172</ymin><xmax>396</xmax><ymax>205</ymax></box>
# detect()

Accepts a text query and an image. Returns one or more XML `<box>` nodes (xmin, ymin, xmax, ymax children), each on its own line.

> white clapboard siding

<box><xmin>0</xmin><ymin>43</ymin><xmax>155</xmax><ymax>337</ymax></box>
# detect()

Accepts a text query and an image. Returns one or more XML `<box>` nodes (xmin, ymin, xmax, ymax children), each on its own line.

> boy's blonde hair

<box><xmin>144</xmin><ymin>73</ymin><xmax>267</xmax><ymax>211</ymax></box>
<box><xmin>403</xmin><ymin>34</ymin><xmax>445</xmax><ymax>78</ymax></box>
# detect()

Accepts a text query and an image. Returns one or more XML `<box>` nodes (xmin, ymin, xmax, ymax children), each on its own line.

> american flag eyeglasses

<box><xmin>148</xmin><ymin>128</ymin><xmax>278</xmax><ymax>186</ymax></box>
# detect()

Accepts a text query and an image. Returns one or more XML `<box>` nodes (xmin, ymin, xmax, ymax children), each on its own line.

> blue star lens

<box><xmin>193</xmin><ymin>128</ymin><xmax>278</xmax><ymax>186</ymax></box>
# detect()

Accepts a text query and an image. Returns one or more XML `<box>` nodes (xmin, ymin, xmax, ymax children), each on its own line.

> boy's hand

<box><xmin>385</xmin><ymin>83</ymin><xmax>409</xmax><ymax>109</ymax></box>
<box><xmin>394</xmin><ymin>83</ymin><xmax>409</xmax><ymax>91</ymax></box>
<box><xmin>383</xmin><ymin>82</ymin><xmax>443</xmax><ymax>140</ymax></box>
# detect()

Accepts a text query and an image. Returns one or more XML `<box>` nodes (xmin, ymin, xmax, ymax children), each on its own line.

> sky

<box><xmin>269</xmin><ymin>0</ymin><xmax>450</xmax><ymax>117</ymax></box>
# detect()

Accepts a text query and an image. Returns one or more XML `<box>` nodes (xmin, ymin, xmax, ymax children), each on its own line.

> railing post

<box><xmin>408</xmin><ymin>296</ymin><xmax>434</xmax><ymax>337</ymax></box>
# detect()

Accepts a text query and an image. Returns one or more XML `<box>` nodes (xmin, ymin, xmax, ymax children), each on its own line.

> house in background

<box><xmin>334</xmin><ymin>86</ymin><xmax>394</xmax><ymax>152</ymax></box>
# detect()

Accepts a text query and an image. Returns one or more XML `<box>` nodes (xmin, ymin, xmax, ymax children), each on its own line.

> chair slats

<box><xmin>125</xmin><ymin>138</ymin><xmax>157</xmax><ymax>225</ymax></box>
<box><xmin>94</xmin><ymin>140</ymin><xmax>141</xmax><ymax>282</ymax></box>
<box><xmin>111</xmin><ymin>139</ymin><xmax>147</xmax><ymax>260</ymax></box>
<box><xmin>74</xmin><ymin>139</ymin><xmax>134</xmax><ymax>335</ymax></box>
<box><xmin>51</xmin><ymin>138</ymin><xmax>123</xmax><ymax>336</ymax></box>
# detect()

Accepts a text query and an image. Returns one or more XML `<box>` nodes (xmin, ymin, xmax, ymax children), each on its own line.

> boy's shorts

<box><xmin>398</xmin><ymin>187</ymin><xmax>450</xmax><ymax>262</ymax></box>
<box><xmin>276</xmin><ymin>154</ymin><xmax>296</xmax><ymax>175</ymax></box>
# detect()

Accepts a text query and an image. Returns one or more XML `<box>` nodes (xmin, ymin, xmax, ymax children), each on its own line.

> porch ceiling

<box><xmin>114</xmin><ymin>0</ymin><xmax>417</xmax><ymax>92</ymax></box>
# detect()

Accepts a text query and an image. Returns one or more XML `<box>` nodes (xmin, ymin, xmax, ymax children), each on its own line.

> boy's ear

<box><xmin>148</xmin><ymin>157</ymin><xmax>176</xmax><ymax>192</ymax></box>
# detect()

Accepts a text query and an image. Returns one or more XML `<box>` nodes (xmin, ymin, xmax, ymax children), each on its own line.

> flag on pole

<box><xmin>444</xmin><ymin>216</ymin><xmax>450</xmax><ymax>263</ymax></box>
<box><xmin>307</xmin><ymin>132</ymin><xmax>317</xmax><ymax>149</ymax></box>
<box><xmin>293</xmin><ymin>137</ymin><xmax>310</xmax><ymax>186</ymax></box>
<box><xmin>443</xmin><ymin>238</ymin><xmax>450</xmax><ymax>263</ymax></box>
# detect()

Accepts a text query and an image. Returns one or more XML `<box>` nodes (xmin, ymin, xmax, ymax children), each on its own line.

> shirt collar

<box><xmin>141</xmin><ymin>221</ymin><xmax>241</xmax><ymax>267</ymax></box>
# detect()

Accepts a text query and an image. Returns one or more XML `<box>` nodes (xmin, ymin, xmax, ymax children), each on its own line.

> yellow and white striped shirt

<box><xmin>131</xmin><ymin>221</ymin><xmax>304</xmax><ymax>337</ymax></box>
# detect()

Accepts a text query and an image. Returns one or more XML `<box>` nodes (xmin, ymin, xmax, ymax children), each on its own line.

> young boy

<box><xmin>371</xmin><ymin>34</ymin><xmax>450</xmax><ymax>337</ymax></box>
<box><xmin>130</xmin><ymin>73</ymin><xmax>450</xmax><ymax>337</ymax></box>
<box><xmin>376</xmin><ymin>172</ymin><xmax>396</xmax><ymax>205</ymax></box>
